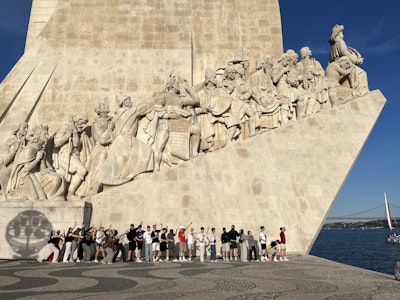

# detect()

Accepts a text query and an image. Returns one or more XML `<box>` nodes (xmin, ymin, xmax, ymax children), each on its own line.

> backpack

<box><xmin>395</xmin><ymin>261</ymin><xmax>400</xmax><ymax>280</ymax></box>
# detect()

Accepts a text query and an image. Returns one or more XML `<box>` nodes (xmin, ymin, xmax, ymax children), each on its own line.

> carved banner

<box><xmin>168</xmin><ymin>118</ymin><xmax>191</xmax><ymax>161</ymax></box>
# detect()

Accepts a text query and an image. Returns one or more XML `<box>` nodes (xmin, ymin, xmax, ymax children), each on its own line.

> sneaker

<box><xmin>107</xmin><ymin>262</ymin><xmax>113</xmax><ymax>264</ymax></box>
<box><xmin>155</xmin><ymin>257</ymin><xmax>159</xmax><ymax>262</ymax></box>
<box><xmin>279</xmin><ymin>257</ymin><xmax>284</xmax><ymax>261</ymax></box>
<box><xmin>273</xmin><ymin>257</ymin><xmax>279</xmax><ymax>262</ymax></box>
<box><xmin>283</xmin><ymin>257</ymin><xmax>289</xmax><ymax>261</ymax></box>
<box><xmin>76</xmin><ymin>258</ymin><xmax>81</xmax><ymax>262</ymax></box>
<box><xmin>94</xmin><ymin>259</ymin><xmax>98</xmax><ymax>263</ymax></box>
<box><xmin>136</xmin><ymin>259</ymin><xmax>143</xmax><ymax>263</ymax></box>
<box><xmin>173</xmin><ymin>259</ymin><xmax>179</xmax><ymax>262</ymax></box>
<box><xmin>235</xmin><ymin>257</ymin><xmax>237</xmax><ymax>261</ymax></box>
<box><xmin>101</xmin><ymin>261</ymin><xmax>106</xmax><ymax>264</ymax></box>
<box><xmin>37</xmin><ymin>258</ymin><xmax>42</xmax><ymax>263</ymax></box>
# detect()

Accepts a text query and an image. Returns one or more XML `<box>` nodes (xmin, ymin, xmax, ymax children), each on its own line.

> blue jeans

<box><xmin>210</xmin><ymin>244</ymin><xmax>216</xmax><ymax>261</ymax></box>
<box><xmin>145</xmin><ymin>244</ymin><xmax>152</xmax><ymax>262</ymax></box>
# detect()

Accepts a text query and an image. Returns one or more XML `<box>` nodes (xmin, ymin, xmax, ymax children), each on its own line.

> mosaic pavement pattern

<box><xmin>0</xmin><ymin>255</ymin><xmax>399</xmax><ymax>300</ymax></box>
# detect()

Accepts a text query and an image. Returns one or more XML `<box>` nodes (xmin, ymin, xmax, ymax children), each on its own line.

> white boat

<box><xmin>385</xmin><ymin>192</ymin><xmax>400</xmax><ymax>244</ymax></box>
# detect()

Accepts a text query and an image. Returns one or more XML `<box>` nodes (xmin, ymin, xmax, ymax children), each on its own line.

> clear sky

<box><xmin>1</xmin><ymin>1</ymin><xmax>399</xmax><ymax>218</ymax></box>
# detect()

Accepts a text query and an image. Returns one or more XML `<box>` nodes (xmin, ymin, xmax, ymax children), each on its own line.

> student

<box><xmin>259</xmin><ymin>226</ymin><xmax>268</xmax><ymax>261</ymax></box>
<box><xmin>268</xmin><ymin>239</ymin><xmax>280</xmax><ymax>262</ymax></box>
<box><xmin>279</xmin><ymin>227</ymin><xmax>289</xmax><ymax>261</ymax></box>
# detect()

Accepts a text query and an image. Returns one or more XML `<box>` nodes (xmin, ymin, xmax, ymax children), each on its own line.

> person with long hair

<box><xmin>37</xmin><ymin>230</ymin><xmax>64</xmax><ymax>263</ymax></box>
<box><xmin>62</xmin><ymin>226</ymin><xmax>83</xmax><ymax>262</ymax></box>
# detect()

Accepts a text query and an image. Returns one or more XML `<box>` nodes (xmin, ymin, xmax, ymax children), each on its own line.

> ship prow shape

<box><xmin>87</xmin><ymin>90</ymin><xmax>386</xmax><ymax>254</ymax></box>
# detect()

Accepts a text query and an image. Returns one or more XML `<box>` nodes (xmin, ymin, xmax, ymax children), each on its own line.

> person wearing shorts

<box><xmin>178</xmin><ymin>222</ymin><xmax>192</xmax><ymax>262</ymax></box>
<box><xmin>151</xmin><ymin>224</ymin><xmax>161</xmax><ymax>262</ymax></box>
<box><xmin>279</xmin><ymin>227</ymin><xmax>289</xmax><ymax>261</ymax></box>
<box><xmin>135</xmin><ymin>225</ymin><xmax>144</xmax><ymax>262</ymax></box>
<box><xmin>221</xmin><ymin>227</ymin><xmax>230</xmax><ymax>262</ymax></box>
<box><xmin>259</xmin><ymin>226</ymin><xmax>268</xmax><ymax>261</ymax></box>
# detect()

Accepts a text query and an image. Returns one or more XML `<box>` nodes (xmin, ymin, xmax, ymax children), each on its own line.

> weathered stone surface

<box><xmin>87</xmin><ymin>90</ymin><xmax>386</xmax><ymax>254</ymax></box>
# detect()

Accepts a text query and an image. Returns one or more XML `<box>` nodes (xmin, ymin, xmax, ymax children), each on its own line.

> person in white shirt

<box><xmin>187</xmin><ymin>227</ymin><xmax>195</xmax><ymax>261</ymax></box>
<box><xmin>196</xmin><ymin>226</ymin><xmax>208</xmax><ymax>262</ymax></box>
<box><xmin>143</xmin><ymin>225</ymin><xmax>153</xmax><ymax>262</ymax></box>
<box><xmin>259</xmin><ymin>226</ymin><xmax>268</xmax><ymax>261</ymax></box>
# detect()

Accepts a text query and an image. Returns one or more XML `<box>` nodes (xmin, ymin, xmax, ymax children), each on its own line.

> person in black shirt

<box><xmin>221</xmin><ymin>227</ymin><xmax>230</xmax><ymax>262</ymax></box>
<box><xmin>228</xmin><ymin>225</ymin><xmax>240</xmax><ymax>261</ymax></box>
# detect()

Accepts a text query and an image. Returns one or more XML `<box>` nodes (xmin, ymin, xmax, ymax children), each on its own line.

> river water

<box><xmin>310</xmin><ymin>228</ymin><xmax>400</xmax><ymax>275</ymax></box>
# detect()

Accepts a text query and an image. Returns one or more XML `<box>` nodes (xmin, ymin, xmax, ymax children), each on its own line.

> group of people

<box><xmin>37</xmin><ymin>222</ymin><xmax>288</xmax><ymax>264</ymax></box>
<box><xmin>0</xmin><ymin>24</ymin><xmax>369</xmax><ymax>202</ymax></box>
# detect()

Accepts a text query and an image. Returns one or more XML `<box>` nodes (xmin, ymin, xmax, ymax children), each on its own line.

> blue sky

<box><xmin>1</xmin><ymin>1</ymin><xmax>399</xmax><ymax>219</ymax></box>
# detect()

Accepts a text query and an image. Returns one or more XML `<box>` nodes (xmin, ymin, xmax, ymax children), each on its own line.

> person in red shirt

<box><xmin>279</xmin><ymin>227</ymin><xmax>289</xmax><ymax>261</ymax></box>
<box><xmin>178</xmin><ymin>222</ymin><xmax>192</xmax><ymax>262</ymax></box>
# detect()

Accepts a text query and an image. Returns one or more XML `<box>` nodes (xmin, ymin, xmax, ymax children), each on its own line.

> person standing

<box><xmin>221</xmin><ymin>227</ymin><xmax>230</xmax><ymax>262</ymax></box>
<box><xmin>178</xmin><ymin>222</ymin><xmax>192</xmax><ymax>262</ymax></box>
<box><xmin>151</xmin><ymin>224</ymin><xmax>161</xmax><ymax>262</ymax></box>
<box><xmin>135</xmin><ymin>225</ymin><xmax>144</xmax><ymax>262</ymax></box>
<box><xmin>63</xmin><ymin>226</ymin><xmax>82</xmax><ymax>262</ymax></box>
<box><xmin>239</xmin><ymin>229</ymin><xmax>248</xmax><ymax>262</ymax></box>
<box><xmin>259</xmin><ymin>226</ymin><xmax>268</xmax><ymax>262</ymax></box>
<box><xmin>187</xmin><ymin>227</ymin><xmax>195</xmax><ymax>261</ymax></box>
<box><xmin>228</xmin><ymin>225</ymin><xmax>240</xmax><ymax>261</ymax></box>
<box><xmin>208</xmin><ymin>227</ymin><xmax>217</xmax><ymax>262</ymax></box>
<box><xmin>247</xmin><ymin>231</ymin><xmax>258</xmax><ymax>261</ymax></box>
<box><xmin>167</xmin><ymin>229</ymin><xmax>176</xmax><ymax>261</ymax></box>
<box><xmin>127</xmin><ymin>222</ymin><xmax>142</xmax><ymax>262</ymax></box>
<box><xmin>143</xmin><ymin>226</ymin><xmax>153</xmax><ymax>262</ymax></box>
<box><xmin>160</xmin><ymin>227</ymin><xmax>170</xmax><ymax>262</ymax></box>
<box><xmin>197</xmin><ymin>227</ymin><xmax>208</xmax><ymax>263</ymax></box>
<box><xmin>279</xmin><ymin>227</ymin><xmax>289</xmax><ymax>261</ymax></box>
<box><xmin>112</xmin><ymin>230</ymin><xmax>127</xmax><ymax>263</ymax></box>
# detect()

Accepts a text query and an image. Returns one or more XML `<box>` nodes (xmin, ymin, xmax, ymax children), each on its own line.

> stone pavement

<box><xmin>0</xmin><ymin>255</ymin><xmax>399</xmax><ymax>300</ymax></box>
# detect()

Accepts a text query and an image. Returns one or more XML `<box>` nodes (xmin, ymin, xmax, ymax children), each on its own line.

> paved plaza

<box><xmin>0</xmin><ymin>255</ymin><xmax>399</xmax><ymax>299</ymax></box>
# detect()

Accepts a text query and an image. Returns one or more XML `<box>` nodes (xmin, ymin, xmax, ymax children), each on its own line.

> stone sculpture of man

<box><xmin>295</xmin><ymin>46</ymin><xmax>329</xmax><ymax>116</ymax></box>
<box><xmin>53</xmin><ymin>114</ymin><xmax>91</xmax><ymax>200</ymax></box>
<box><xmin>97</xmin><ymin>93</ymin><xmax>154</xmax><ymax>185</ymax></box>
<box><xmin>328</xmin><ymin>24</ymin><xmax>369</xmax><ymax>96</ymax></box>
<box><xmin>7</xmin><ymin>125</ymin><xmax>65</xmax><ymax>200</ymax></box>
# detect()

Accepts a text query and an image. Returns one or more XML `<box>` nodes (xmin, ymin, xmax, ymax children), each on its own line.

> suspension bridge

<box><xmin>326</xmin><ymin>203</ymin><xmax>400</xmax><ymax>221</ymax></box>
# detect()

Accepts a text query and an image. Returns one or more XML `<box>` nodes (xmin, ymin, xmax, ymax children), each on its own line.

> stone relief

<box><xmin>0</xmin><ymin>25</ymin><xmax>370</xmax><ymax>201</ymax></box>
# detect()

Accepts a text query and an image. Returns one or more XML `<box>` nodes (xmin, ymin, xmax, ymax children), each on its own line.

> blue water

<box><xmin>310</xmin><ymin>228</ymin><xmax>400</xmax><ymax>275</ymax></box>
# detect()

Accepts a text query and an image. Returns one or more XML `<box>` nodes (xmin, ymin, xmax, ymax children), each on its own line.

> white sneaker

<box><xmin>136</xmin><ymin>258</ymin><xmax>143</xmax><ymax>263</ymax></box>
<box><xmin>76</xmin><ymin>258</ymin><xmax>80</xmax><ymax>262</ymax></box>
<box><xmin>37</xmin><ymin>258</ymin><xmax>42</xmax><ymax>263</ymax></box>
<box><xmin>94</xmin><ymin>259</ymin><xmax>98</xmax><ymax>263</ymax></box>
<box><xmin>279</xmin><ymin>257</ymin><xmax>284</xmax><ymax>261</ymax></box>
<box><xmin>273</xmin><ymin>257</ymin><xmax>279</xmax><ymax>262</ymax></box>
<box><xmin>235</xmin><ymin>257</ymin><xmax>237</xmax><ymax>261</ymax></box>
<box><xmin>283</xmin><ymin>257</ymin><xmax>289</xmax><ymax>261</ymax></box>
<box><xmin>173</xmin><ymin>258</ymin><xmax>179</xmax><ymax>262</ymax></box>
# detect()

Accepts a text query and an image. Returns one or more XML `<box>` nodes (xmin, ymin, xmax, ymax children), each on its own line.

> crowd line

<box><xmin>37</xmin><ymin>222</ymin><xmax>289</xmax><ymax>264</ymax></box>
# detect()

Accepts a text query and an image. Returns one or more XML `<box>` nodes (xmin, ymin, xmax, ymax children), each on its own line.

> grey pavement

<box><xmin>0</xmin><ymin>255</ymin><xmax>399</xmax><ymax>300</ymax></box>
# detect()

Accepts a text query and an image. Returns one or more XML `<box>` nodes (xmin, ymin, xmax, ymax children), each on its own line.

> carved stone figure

<box><xmin>223</xmin><ymin>65</ymin><xmax>258</xmax><ymax>140</ymax></box>
<box><xmin>247</xmin><ymin>56</ymin><xmax>281</xmax><ymax>130</ymax></box>
<box><xmin>7</xmin><ymin>125</ymin><xmax>65</xmax><ymax>200</ymax></box>
<box><xmin>82</xmin><ymin>100</ymin><xmax>114</xmax><ymax>195</ymax></box>
<box><xmin>328</xmin><ymin>24</ymin><xmax>369</xmax><ymax>96</ymax></box>
<box><xmin>325</xmin><ymin>56</ymin><xmax>356</xmax><ymax>106</ymax></box>
<box><xmin>0</xmin><ymin>122</ymin><xmax>29</xmax><ymax>193</ymax></box>
<box><xmin>296</xmin><ymin>47</ymin><xmax>330</xmax><ymax>116</ymax></box>
<box><xmin>161</xmin><ymin>71</ymin><xmax>201</xmax><ymax>162</ymax></box>
<box><xmin>53</xmin><ymin>114</ymin><xmax>91</xmax><ymax>200</ymax></box>
<box><xmin>143</xmin><ymin>90</ymin><xmax>191</xmax><ymax>172</ymax></box>
<box><xmin>97</xmin><ymin>93</ymin><xmax>154</xmax><ymax>185</ymax></box>
<box><xmin>273</xmin><ymin>53</ymin><xmax>303</xmax><ymax>123</ymax></box>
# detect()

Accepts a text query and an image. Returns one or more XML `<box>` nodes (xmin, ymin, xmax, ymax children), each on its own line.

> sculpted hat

<box><xmin>329</xmin><ymin>24</ymin><xmax>344</xmax><ymax>44</ymax></box>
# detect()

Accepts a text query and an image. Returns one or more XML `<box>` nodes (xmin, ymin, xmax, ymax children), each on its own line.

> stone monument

<box><xmin>0</xmin><ymin>1</ymin><xmax>386</xmax><ymax>260</ymax></box>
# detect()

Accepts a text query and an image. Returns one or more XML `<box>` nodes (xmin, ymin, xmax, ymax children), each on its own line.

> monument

<box><xmin>0</xmin><ymin>0</ymin><xmax>386</xmax><ymax>260</ymax></box>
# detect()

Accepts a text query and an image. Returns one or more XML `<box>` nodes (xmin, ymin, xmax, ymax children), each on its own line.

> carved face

<box><xmin>123</xmin><ymin>97</ymin><xmax>132</xmax><ymax>108</ymax></box>
<box><xmin>18</xmin><ymin>124</ymin><xmax>28</xmax><ymax>136</ymax></box>
<box><xmin>74</xmin><ymin>118</ymin><xmax>88</xmax><ymax>132</ymax></box>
